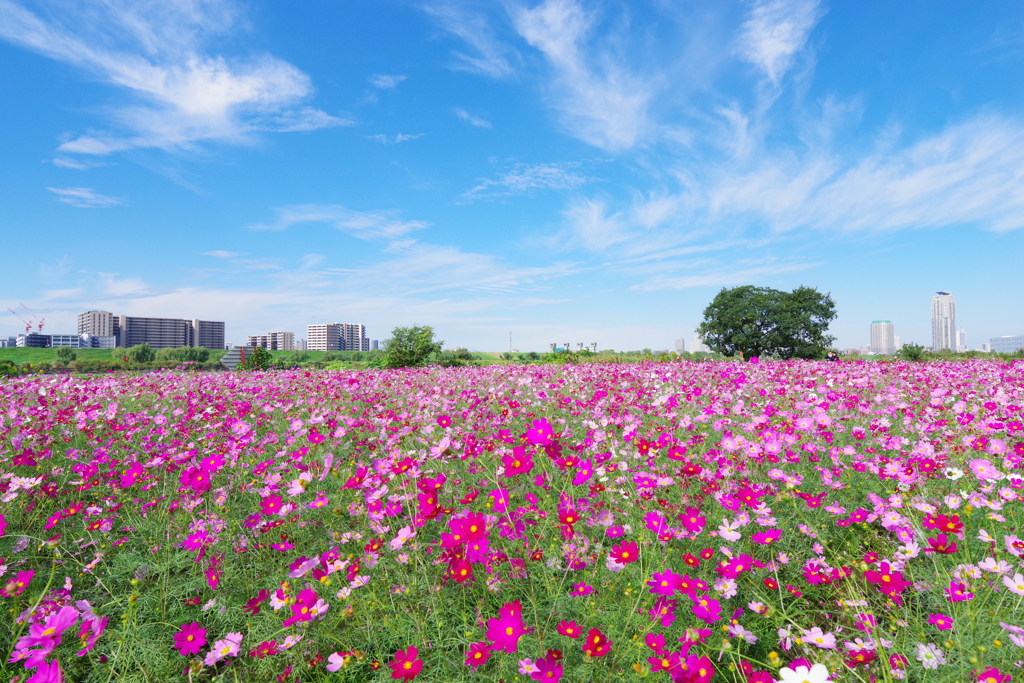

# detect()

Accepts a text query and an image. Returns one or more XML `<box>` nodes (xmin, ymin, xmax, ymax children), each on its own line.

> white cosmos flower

<box><xmin>776</xmin><ymin>663</ymin><xmax>832</xmax><ymax>683</ymax></box>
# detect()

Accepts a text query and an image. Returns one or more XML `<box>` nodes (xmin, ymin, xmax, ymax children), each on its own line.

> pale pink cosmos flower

<box><xmin>204</xmin><ymin>632</ymin><xmax>243</xmax><ymax>666</ymax></box>
<box><xmin>970</xmin><ymin>459</ymin><xmax>1000</xmax><ymax>481</ymax></box>
<box><xmin>914</xmin><ymin>642</ymin><xmax>946</xmax><ymax>669</ymax></box>
<box><xmin>1002</xmin><ymin>573</ymin><xmax>1024</xmax><ymax>596</ymax></box>
<box><xmin>803</xmin><ymin>627</ymin><xmax>837</xmax><ymax>649</ymax></box>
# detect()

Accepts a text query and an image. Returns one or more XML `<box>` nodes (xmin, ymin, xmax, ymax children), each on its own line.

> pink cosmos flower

<box><xmin>557</xmin><ymin>620</ymin><xmax>582</xmax><ymax>639</ymax></box>
<box><xmin>609</xmin><ymin>540</ymin><xmax>639</xmax><ymax>564</ymax></box>
<box><xmin>976</xmin><ymin>667</ymin><xmax>1011</xmax><ymax>683</ymax></box>
<box><xmin>2</xmin><ymin>570</ymin><xmax>34</xmax><ymax>598</ymax></box>
<box><xmin>927</xmin><ymin>613</ymin><xmax>954</xmax><ymax>630</ymax></box>
<box><xmin>1002</xmin><ymin>572</ymin><xmax>1024</xmax><ymax>596</ymax></box>
<box><xmin>531</xmin><ymin>654</ymin><xmax>563</xmax><ymax>681</ymax></box>
<box><xmin>647</xmin><ymin>570</ymin><xmax>682</xmax><ymax>597</ymax></box>
<box><xmin>464</xmin><ymin>641</ymin><xmax>491</xmax><ymax>668</ymax></box>
<box><xmin>969</xmin><ymin>459</ymin><xmax>1000</xmax><ymax>480</ymax></box>
<box><xmin>947</xmin><ymin>581</ymin><xmax>974</xmax><ymax>602</ymax></box>
<box><xmin>582</xmin><ymin>628</ymin><xmax>611</xmax><ymax>657</ymax></box>
<box><xmin>204</xmin><ymin>632</ymin><xmax>243</xmax><ymax>666</ymax></box>
<box><xmin>486</xmin><ymin>600</ymin><xmax>527</xmax><ymax>653</ymax></box>
<box><xmin>172</xmin><ymin>622</ymin><xmax>206</xmax><ymax>657</ymax></box>
<box><xmin>570</xmin><ymin>583</ymin><xmax>594</xmax><ymax>596</ymax></box>
<box><xmin>389</xmin><ymin>646</ymin><xmax>423</xmax><ymax>681</ymax></box>
<box><xmin>26</xmin><ymin>658</ymin><xmax>62</xmax><ymax>683</ymax></box>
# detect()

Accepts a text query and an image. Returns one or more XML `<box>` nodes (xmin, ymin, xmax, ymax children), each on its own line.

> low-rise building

<box><xmin>991</xmin><ymin>335</ymin><xmax>1024</xmax><ymax>354</ymax></box>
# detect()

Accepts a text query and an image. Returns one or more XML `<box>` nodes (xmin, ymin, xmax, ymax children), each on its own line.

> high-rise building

<box><xmin>692</xmin><ymin>333</ymin><xmax>708</xmax><ymax>353</ymax></box>
<box><xmin>956</xmin><ymin>328</ymin><xmax>967</xmax><ymax>353</ymax></box>
<box><xmin>869</xmin><ymin>320</ymin><xmax>895</xmax><ymax>355</ymax></box>
<box><xmin>980</xmin><ymin>343</ymin><xmax>992</xmax><ymax>352</ymax></box>
<box><xmin>894</xmin><ymin>335</ymin><xmax>901</xmax><ymax>350</ymax></box>
<box><xmin>674</xmin><ymin>338</ymin><xmax>686</xmax><ymax>353</ymax></box>
<box><xmin>78</xmin><ymin>310</ymin><xmax>114</xmax><ymax>337</ymax></box>
<box><xmin>991</xmin><ymin>335</ymin><xmax>1024</xmax><ymax>353</ymax></box>
<box><xmin>247</xmin><ymin>331</ymin><xmax>295</xmax><ymax>351</ymax></box>
<box><xmin>931</xmin><ymin>292</ymin><xmax>956</xmax><ymax>351</ymax></box>
<box><xmin>78</xmin><ymin>312</ymin><xmax>225</xmax><ymax>349</ymax></box>
<box><xmin>306</xmin><ymin>323</ymin><xmax>368</xmax><ymax>351</ymax></box>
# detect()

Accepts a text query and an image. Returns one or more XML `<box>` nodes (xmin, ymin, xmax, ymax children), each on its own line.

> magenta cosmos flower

<box><xmin>389</xmin><ymin>646</ymin><xmax>422</xmax><ymax>681</ymax></box>
<box><xmin>172</xmin><ymin>622</ymin><xmax>207</xmax><ymax>656</ymax></box>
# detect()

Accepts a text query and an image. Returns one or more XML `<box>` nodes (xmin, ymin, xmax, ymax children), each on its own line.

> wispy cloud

<box><xmin>203</xmin><ymin>250</ymin><xmax>244</xmax><ymax>259</ymax></box>
<box><xmin>0</xmin><ymin>0</ymin><xmax>341</xmax><ymax>155</ymax></box>
<box><xmin>99</xmin><ymin>272</ymin><xmax>149</xmax><ymax>296</ymax></box>
<box><xmin>247</xmin><ymin>205</ymin><xmax>430</xmax><ymax>240</ymax></box>
<box><xmin>366</xmin><ymin>133</ymin><xmax>424</xmax><ymax>144</ymax></box>
<box><xmin>462</xmin><ymin>162</ymin><xmax>595</xmax><ymax>200</ymax></box>
<box><xmin>632</xmin><ymin>260</ymin><xmax>818</xmax><ymax>291</ymax></box>
<box><xmin>454</xmin><ymin>107</ymin><xmax>492</xmax><ymax>128</ymax></box>
<box><xmin>423</xmin><ymin>1</ymin><xmax>516</xmax><ymax>78</ymax></box>
<box><xmin>562</xmin><ymin>197</ymin><xmax>629</xmax><ymax>251</ymax></box>
<box><xmin>735</xmin><ymin>0</ymin><xmax>824</xmax><ymax>85</ymax></box>
<box><xmin>708</xmin><ymin>114</ymin><xmax>1024</xmax><ymax>233</ymax></box>
<box><xmin>511</xmin><ymin>0</ymin><xmax>654</xmax><ymax>152</ymax></box>
<box><xmin>368</xmin><ymin>73</ymin><xmax>407</xmax><ymax>89</ymax></box>
<box><xmin>46</xmin><ymin>187</ymin><xmax>125</xmax><ymax>208</ymax></box>
<box><xmin>51</xmin><ymin>156</ymin><xmax>107</xmax><ymax>170</ymax></box>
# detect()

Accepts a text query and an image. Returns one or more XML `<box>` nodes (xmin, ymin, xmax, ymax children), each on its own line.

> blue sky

<box><xmin>2</xmin><ymin>0</ymin><xmax>1023</xmax><ymax>351</ymax></box>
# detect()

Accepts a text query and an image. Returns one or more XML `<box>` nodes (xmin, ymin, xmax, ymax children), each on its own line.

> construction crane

<box><xmin>7</xmin><ymin>308</ymin><xmax>32</xmax><ymax>334</ymax></box>
<box><xmin>20</xmin><ymin>303</ymin><xmax>44</xmax><ymax>333</ymax></box>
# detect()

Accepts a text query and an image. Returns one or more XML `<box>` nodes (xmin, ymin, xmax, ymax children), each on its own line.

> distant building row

<box><xmin>549</xmin><ymin>342</ymin><xmax>598</xmax><ymax>352</ymax></box>
<box><xmin>246</xmin><ymin>323</ymin><xmax>378</xmax><ymax>352</ymax></box>
<box><xmin>4</xmin><ymin>333</ymin><xmax>116</xmax><ymax>349</ymax></box>
<box><xmin>78</xmin><ymin>311</ymin><xmax>225</xmax><ymax>349</ymax></box>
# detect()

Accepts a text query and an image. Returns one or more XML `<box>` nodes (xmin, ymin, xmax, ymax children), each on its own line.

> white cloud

<box><xmin>203</xmin><ymin>250</ymin><xmax>244</xmax><ymax>259</ymax></box>
<box><xmin>423</xmin><ymin>2</ymin><xmax>516</xmax><ymax>78</ymax></box>
<box><xmin>632</xmin><ymin>261</ymin><xmax>817</xmax><ymax>291</ymax></box>
<box><xmin>0</xmin><ymin>0</ymin><xmax>339</xmax><ymax>154</ymax></box>
<box><xmin>258</xmin><ymin>107</ymin><xmax>354</xmax><ymax>132</ymax></box>
<box><xmin>41</xmin><ymin>287</ymin><xmax>83</xmax><ymax>301</ymax></box>
<box><xmin>462</xmin><ymin>162</ymin><xmax>594</xmax><ymax>200</ymax></box>
<box><xmin>511</xmin><ymin>0</ymin><xmax>653</xmax><ymax>151</ymax></box>
<box><xmin>562</xmin><ymin>197</ymin><xmax>629</xmax><ymax>251</ymax></box>
<box><xmin>368</xmin><ymin>73</ymin><xmax>407</xmax><ymax>89</ymax></box>
<box><xmin>46</xmin><ymin>187</ymin><xmax>125</xmax><ymax>208</ymax></box>
<box><xmin>709</xmin><ymin>114</ymin><xmax>1024</xmax><ymax>233</ymax></box>
<box><xmin>366</xmin><ymin>133</ymin><xmax>424</xmax><ymax>144</ymax></box>
<box><xmin>52</xmin><ymin>156</ymin><xmax>106</xmax><ymax>170</ymax></box>
<box><xmin>454</xmin><ymin>107</ymin><xmax>492</xmax><ymax>128</ymax></box>
<box><xmin>99</xmin><ymin>272</ymin><xmax>149</xmax><ymax>296</ymax></box>
<box><xmin>736</xmin><ymin>0</ymin><xmax>823</xmax><ymax>85</ymax></box>
<box><xmin>247</xmin><ymin>204</ymin><xmax>430</xmax><ymax>240</ymax></box>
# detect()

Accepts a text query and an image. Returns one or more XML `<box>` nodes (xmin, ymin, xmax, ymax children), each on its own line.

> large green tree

<box><xmin>696</xmin><ymin>285</ymin><xmax>837</xmax><ymax>360</ymax></box>
<box><xmin>380</xmin><ymin>325</ymin><xmax>443</xmax><ymax>368</ymax></box>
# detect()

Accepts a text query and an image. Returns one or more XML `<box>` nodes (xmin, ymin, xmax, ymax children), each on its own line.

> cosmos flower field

<box><xmin>2</xmin><ymin>361</ymin><xmax>1023</xmax><ymax>683</ymax></box>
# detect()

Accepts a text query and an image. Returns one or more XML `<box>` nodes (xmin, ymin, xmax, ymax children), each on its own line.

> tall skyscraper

<box><xmin>956</xmin><ymin>328</ymin><xmax>967</xmax><ymax>353</ymax></box>
<box><xmin>870</xmin><ymin>320</ymin><xmax>895</xmax><ymax>355</ymax></box>
<box><xmin>931</xmin><ymin>292</ymin><xmax>956</xmax><ymax>351</ymax></box>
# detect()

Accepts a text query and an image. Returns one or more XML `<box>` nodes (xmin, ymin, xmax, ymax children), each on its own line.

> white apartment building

<box><xmin>956</xmin><ymin>328</ymin><xmax>967</xmax><ymax>353</ymax></box>
<box><xmin>247</xmin><ymin>331</ymin><xmax>295</xmax><ymax>351</ymax></box>
<box><xmin>931</xmin><ymin>292</ymin><xmax>956</xmax><ymax>351</ymax></box>
<box><xmin>674</xmin><ymin>338</ymin><xmax>686</xmax><ymax>353</ymax></box>
<box><xmin>306</xmin><ymin>323</ymin><xmax>368</xmax><ymax>351</ymax></box>
<box><xmin>869</xmin><ymin>320</ymin><xmax>895</xmax><ymax>355</ymax></box>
